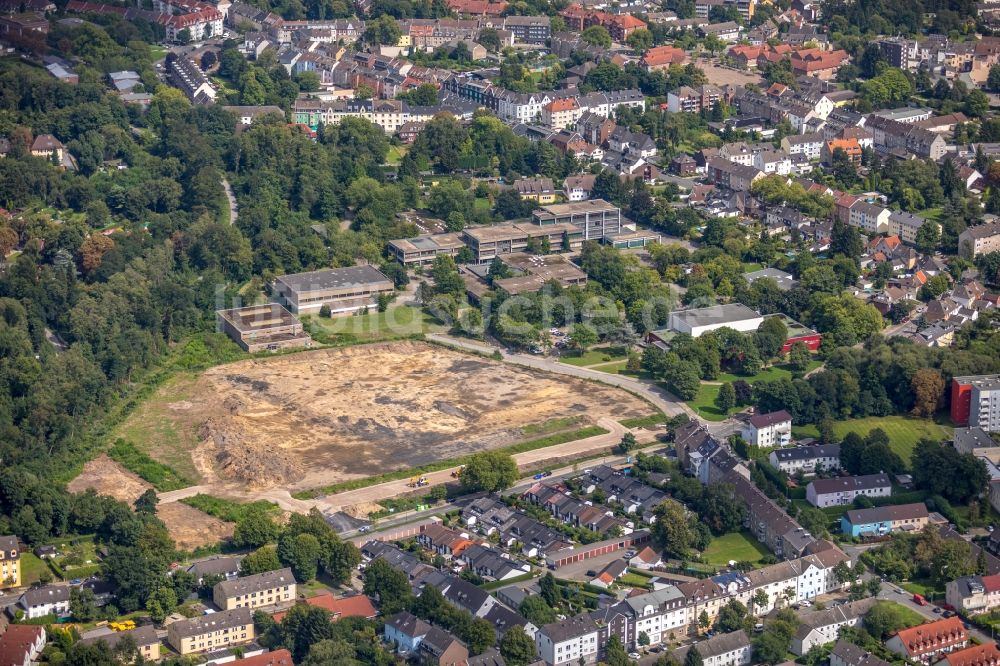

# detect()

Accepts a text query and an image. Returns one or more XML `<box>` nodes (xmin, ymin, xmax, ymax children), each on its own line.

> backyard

<box><xmin>701</xmin><ymin>531</ymin><xmax>771</xmax><ymax>567</ymax></box>
<box><xmin>792</xmin><ymin>416</ymin><xmax>952</xmax><ymax>465</ymax></box>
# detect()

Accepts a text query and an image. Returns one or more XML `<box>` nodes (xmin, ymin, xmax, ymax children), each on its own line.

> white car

<box><xmin>629</xmin><ymin>653</ymin><xmax>641</xmax><ymax>660</ymax></box>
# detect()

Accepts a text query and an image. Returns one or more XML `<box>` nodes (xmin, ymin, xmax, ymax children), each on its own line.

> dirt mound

<box><xmin>198</xmin><ymin>418</ymin><xmax>304</xmax><ymax>489</ymax></box>
<box><xmin>157</xmin><ymin>503</ymin><xmax>234</xmax><ymax>551</ymax></box>
<box><xmin>68</xmin><ymin>456</ymin><xmax>152</xmax><ymax>503</ymax></box>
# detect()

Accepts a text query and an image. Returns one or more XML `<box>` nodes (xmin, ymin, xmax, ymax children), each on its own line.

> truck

<box><xmin>913</xmin><ymin>594</ymin><xmax>928</xmax><ymax>606</ymax></box>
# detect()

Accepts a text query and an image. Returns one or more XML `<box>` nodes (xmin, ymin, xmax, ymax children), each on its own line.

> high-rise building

<box><xmin>952</xmin><ymin>375</ymin><xmax>1000</xmax><ymax>429</ymax></box>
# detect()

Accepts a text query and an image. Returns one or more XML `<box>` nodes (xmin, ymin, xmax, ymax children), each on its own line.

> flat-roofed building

<box><xmin>216</xmin><ymin>304</ymin><xmax>311</xmax><ymax>352</ymax></box>
<box><xmin>387</xmin><ymin>232</ymin><xmax>467</xmax><ymax>266</ymax></box>
<box><xmin>462</xmin><ymin>222</ymin><xmax>582</xmax><ymax>263</ymax></box>
<box><xmin>952</xmin><ymin>375</ymin><xmax>1000</xmax><ymax>429</ymax></box>
<box><xmin>491</xmin><ymin>252</ymin><xmax>588</xmax><ymax>296</ymax></box>
<box><xmin>603</xmin><ymin>230</ymin><xmax>662</xmax><ymax>249</ymax></box>
<box><xmin>532</xmin><ymin>199</ymin><xmax>622</xmax><ymax>241</ymax></box>
<box><xmin>664</xmin><ymin>303</ymin><xmax>764</xmax><ymax>338</ymax></box>
<box><xmin>167</xmin><ymin>608</ymin><xmax>254</xmax><ymax>655</ymax></box>
<box><xmin>213</xmin><ymin>568</ymin><xmax>296</xmax><ymax>611</ymax></box>
<box><xmin>273</xmin><ymin>265</ymin><xmax>393</xmax><ymax>315</ymax></box>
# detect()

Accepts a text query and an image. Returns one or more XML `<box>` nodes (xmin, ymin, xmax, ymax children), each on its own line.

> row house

<box><xmin>417</xmin><ymin>524</ymin><xmax>474</xmax><ymax>559</ymax></box>
<box><xmin>291</xmin><ymin>98</ymin><xmax>413</xmax><ymax>133</ymax></box>
<box><xmin>580</xmin><ymin>466</ymin><xmax>666</xmax><ymax>522</ymax></box>
<box><xmin>457</xmin><ymin>544</ymin><xmax>530</xmax><ymax>581</ymax></box>
<box><xmin>525</xmin><ymin>482</ymin><xmax>633</xmax><ymax>535</ymax></box>
<box><xmin>781</xmin><ymin>132</ymin><xmax>825</xmax><ymax>160</ymax></box>
<box><xmin>866</xmin><ymin>114</ymin><xmax>948</xmax><ymax>160</ymax></box>
<box><xmin>791</xmin><ymin>599</ymin><xmax>877</xmax><ymax>656</ymax></box>
<box><xmin>677</xmin><ymin>631</ymin><xmax>753</xmax><ymax>666</ymax></box>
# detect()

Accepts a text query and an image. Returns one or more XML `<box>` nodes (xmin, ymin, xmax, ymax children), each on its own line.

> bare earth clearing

<box><xmin>69</xmin><ymin>456</ymin><xmax>234</xmax><ymax>551</ymax></box>
<box><xmin>119</xmin><ymin>341</ymin><xmax>650</xmax><ymax>493</ymax></box>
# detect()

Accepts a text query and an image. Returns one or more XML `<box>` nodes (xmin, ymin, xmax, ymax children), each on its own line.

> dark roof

<box><xmin>20</xmin><ymin>584</ymin><xmax>69</xmax><ymax>606</ymax></box>
<box><xmin>170</xmin><ymin>608</ymin><xmax>253</xmax><ymax>638</ymax></box>
<box><xmin>771</xmin><ymin>444</ymin><xmax>840</xmax><ymax>462</ymax></box>
<box><xmin>214</xmin><ymin>568</ymin><xmax>294</xmax><ymax>598</ymax></box>
<box><xmin>844</xmin><ymin>503</ymin><xmax>929</xmax><ymax>526</ymax></box>
<box><xmin>80</xmin><ymin>625</ymin><xmax>159</xmax><ymax>649</ymax></box>
<box><xmin>274</xmin><ymin>265</ymin><xmax>391</xmax><ymax>294</ymax></box>
<box><xmin>830</xmin><ymin>639</ymin><xmax>893</xmax><ymax>666</ymax></box>
<box><xmin>540</xmin><ymin>614</ymin><xmax>599</xmax><ymax>642</ymax></box>
<box><xmin>749</xmin><ymin>410</ymin><xmax>792</xmax><ymax>429</ymax></box>
<box><xmin>808</xmin><ymin>473</ymin><xmax>891</xmax><ymax>495</ymax></box>
<box><xmin>187</xmin><ymin>555</ymin><xmax>243</xmax><ymax>577</ymax></box>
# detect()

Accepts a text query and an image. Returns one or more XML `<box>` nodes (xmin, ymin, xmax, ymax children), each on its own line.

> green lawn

<box><xmin>385</xmin><ymin>145</ymin><xmax>408</xmax><ymax>166</ymax></box>
<box><xmin>303</xmin><ymin>305</ymin><xmax>445</xmax><ymax>344</ymax></box>
<box><xmin>20</xmin><ymin>553</ymin><xmax>53</xmax><ymax>585</ymax></box>
<box><xmin>918</xmin><ymin>207</ymin><xmax>943</xmax><ymax>221</ymax></box>
<box><xmin>688</xmin><ymin>383</ymin><xmax>740</xmax><ymax>421</ymax></box>
<box><xmin>702</xmin><ymin>531</ymin><xmax>770</xmax><ymax>566</ymax></box>
<box><xmin>900</xmin><ymin>580</ymin><xmax>943</xmax><ymax>599</ymax></box>
<box><xmin>149</xmin><ymin>45</ymin><xmax>168</xmax><ymax>61</ymax></box>
<box><xmin>715</xmin><ymin>361</ymin><xmax>822</xmax><ymax>384</ymax></box>
<box><xmin>876</xmin><ymin>601</ymin><xmax>928</xmax><ymax>628</ymax></box>
<box><xmin>792</xmin><ymin>416</ymin><xmax>952</xmax><ymax>465</ymax></box>
<box><xmin>474</xmin><ymin>197</ymin><xmax>492</xmax><ymax>212</ymax></box>
<box><xmin>559</xmin><ymin>347</ymin><xmax>629</xmax><ymax>367</ymax></box>
<box><xmin>742</xmin><ymin>262</ymin><xmax>764</xmax><ymax>272</ymax></box>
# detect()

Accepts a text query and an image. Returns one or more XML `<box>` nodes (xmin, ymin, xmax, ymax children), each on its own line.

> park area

<box><xmin>687</xmin><ymin>361</ymin><xmax>823</xmax><ymax>421</ymax></box>
<box><xmin>793</xmin><ymin>416</ymin><xmax>952</xmax><ymax>465</ymax></box>
<box><xmin>108</xmin><ymin>341</ymin><xmax>652</xmax><ymax>494</ymax></box>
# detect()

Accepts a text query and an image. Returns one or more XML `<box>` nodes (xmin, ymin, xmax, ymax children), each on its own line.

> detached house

<box><xmin>742</xmin><ymin>410</ymin><xmax>792</xmax><ymax>447</ymax></box>
<box><xmin>18</xmin><ymin>585</ymin><xmax>70</xmax><ymax>619</ymax></box>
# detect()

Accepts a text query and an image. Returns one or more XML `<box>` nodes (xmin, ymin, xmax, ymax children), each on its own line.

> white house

<box><xmin>19</xmin><ymin>585</ymin><xmax>71</xmax><ymax>619</ymax></box>
<box><xmin>806</xmin><ymin>474</ymin><xmax>892</xmax><ymax>508</ymax></box>
<box><xmin>681</xmin><ymin>630</ymin><xmax>752</xmax><ymax>666</ymax></box>
<box><xmin>769</xmin><ymin>444</ymin><xmax>841</xmax><ymax>475</ymax></box>
<box><xmin>743</xmin><ymin>410</ymin><xmax>793</xmax><ymax>447</ymax></box>
<box><xmin>791</xmin><ymin>599</ymin><xmax>876</xmax><ymax>655</ymax></box>
<box><xmin>535</xmin><ymin>615</ymin><xmax>601</xmax><ymax>666</ymax></box>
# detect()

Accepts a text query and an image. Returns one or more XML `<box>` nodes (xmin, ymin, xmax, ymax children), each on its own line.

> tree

<box><xmin>281</xmin><ymin>604</ymin><xmax>336</xmax><ymax>662</ymax></box>
<box><xmin>145</xmin><ymin>586</ymin><xmax>177</xmax><ymax>623</ymax></box>
<box><xmin>540</xmin><ymin>572</ymin><xmax>559</xmax><ymax>607</ymax></box>
<box><xmin>134</xmin><ymin>489</ymin><xmax>158</xmax><ymax>515</ymax></box>
<box><xmin>652</xmin><ymin>499</ymin><xmax>694</xmax><ymax>557</ymax></box>
<box><xmin>697</xmin><ymin>483</ymin><xmax>746</xmax><ymax>535</ymax></box>
<box><xmin>233</xmin><ymin>507</ymin><xmax>280</xmax><ymax>549</ymax></box>
<box><xmin>639</xmin><ymin>631</ymin><xmax>651</xmax><ymax>647</ymax></box>
<box><xmin>626</xmin><ymin>28</ymin><xmax>653</xmax><ymax>51</ymax></box>
<box><xmin>715</xmin><ymin>382</ymin><xmax>736</xmax><ymax>413</ymax></box>
<box><xmin>570</xmin><ymin>322</ymin><xmax>598</xmax><ymax>350</ymax></box>
<box><xmin>910</xmin><ymin>368</ymin><xmax>945</xmax><ymax>418</ymax></box>
<box><xmin>362</xmin><ymin>558</ymin><xmax>412</xmax><ymax>614</ymax></box>
<box><xmin>617</xmin><ymin>432</ymin><xmax>637</xmax><ymax>454</ymax></box>
<box><xmin>915</xmin><ymin>222</ymin><xmax>940</xmax><ymax>254</ymax></box>
<box><xmin>967</xmin><ymin>89</ymin><xmax>991</xmax><ymax>118</ymax></box>
<box><xmin>685</xmin><ymin>647</ymin><xmax>704</xmax><ymax>666</ymax></box>
<box><xmin>716</xmin><ymin>599</ymin><xmax>749</xmax><ymax>633</ymax></box>
<box><xmin>750</xmin><ymin>589</ymin><xmax>769</xmax><ymax>615</ymax></box>
<box><xmin>605</xmin><ymin>636</ymin><xmax>631</xmax><ymax>666</ymax></box>
<box><xmin>478</xmin><ymin>27</ymin><xmax>501</xmax><ymax>52</ymax></box>
<box><xmin>364</xmin><ymin>15</ymin><xmax>401</xmax><ymax>45</ymax></box>
<box><xmin>175</xmin><ymin>27</ymin><xmax>191</xmax><ymax>44</ymax></box>
<box><xmin>70</xmin><ymin>587</ymin><xmax>99</xmax><ymax>622</ymax></box>
<box><xmin>459</xmin><ymin>451</ymin><xmax>518</xmax><ymax>492</ymax></box>
<box><xmin>865</xmin><ymin>601</ymin><xmax>912</xmax><ymax>639</ymax></box>
<box><xmin>498</xmin><ymin>625</ymin><xmax>538</xmax><ymax>665</ymax></box>
<box><xmin>581</xmin><ymin>25</ymin><xmax>612</xmax><ymax>47</ymax></box>
<box><xmin>664</xmin><ymin>358</ymin><xmax>701</xmax><ymax>401</ymax></box>
<box><xmin>519</xmin><ymin>595</ymin><xmax>556</xmax><ymax>626</ymax></box>
<box><xmin>279</xmin><ymin>532</ymin><xmax>322</xmax><ymax>581</ymax></box>
<box><xmin>787</xmin><ymin>342</ymin><xmax>811</xmax><ymax>372</ymax></box>
<box><xmin>241</xmin><ymin>545</ymin><xmax>283</xmax><ymax>575</ymax></box>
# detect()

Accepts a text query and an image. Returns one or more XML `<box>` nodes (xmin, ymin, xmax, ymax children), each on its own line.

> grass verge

<box><xmin>108</xmin><ymin>439</ymin><xmax>191</xmax><ymax>491</ymax></box>
<box><xmin>620</xmin><ymin>413</ymin><xmax>666</xmax><ymax>429</ymax></box>
<box><xmin>179</xmin><ymin>494</ymin><xmax>280</xmax><ymax>522</ymax></box>
<box><xmin>293</xmin><ymin>425</ymin><xmax>609</xmax><ymax>499</ymax></box>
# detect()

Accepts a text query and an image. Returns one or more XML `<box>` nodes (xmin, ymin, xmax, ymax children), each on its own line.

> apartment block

<box><xmin>213</xmin><ymin>568</ymin><xmax>297</xmax><ymax>611</ymax></box>
<box><xmin>167</xmin><ymin>608</ymin><xmax>254</xmax><ymax>655</ymax></box>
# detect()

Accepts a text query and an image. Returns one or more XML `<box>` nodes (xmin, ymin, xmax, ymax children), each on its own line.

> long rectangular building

<box><xmin>213</xmin><ymin>567</ymin><xmax>296</xmax><ymax>611</ymax></box>
<box><xmin>462</xmin><ymin>222</ymin><xmax>582</xmax><ymax>263</ymax></box>
<box><xmin>167</xmin><ymin>608</ymin><xmax>254</xmax><ymax>655</ymax></box>
<box><xmin>272</xmin><ymin>265</ymin><xmax>394</xmax><ymax>315</ymax></box>
<box><xmin>532</xmin><ymin>199</ymin><xmax>622</xmax><ymax>241</ymax></box>
<box><xmin>216</xmin><ymin>304</ymin><xmax>312</xmax><ymax>352</ymax></box>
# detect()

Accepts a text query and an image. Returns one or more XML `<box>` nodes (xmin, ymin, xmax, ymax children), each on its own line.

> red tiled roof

<box><xmin>272</xmin><ymin>594</ymin><xmax>377</xmax><ymax>623</ymax></box>
<box><xmin>982</xmin><ymin>573</ymin><xmax>1000</xmax><ymax>592</ymax></box>
<box><xmin>642</xmin><ymin>45</ymin><xmax>686</xmax><ymax>66</ymax></box>
<box><xmin>228</xmin><ymin>649</ymin><xmax>295</xmax><ymax>666</ymax></box>
<box><xmin>893</xmin><ymin>617</ymin><xmax>968</xmax><ymax>657</ymax></box>
<box><xmin>0</xmin><ymin>625</ymin><xmax>44</xmax><ymax>666</ymax></box>
<box><xmin>942</xmin><ymin>643</ymin><xmax>1000</xmax><ymax>666</ymax></box>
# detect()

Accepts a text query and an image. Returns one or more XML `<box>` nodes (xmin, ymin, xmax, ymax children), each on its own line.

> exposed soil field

<box><xmin>68</xmin><ymin>456</ymin><xmax>233</xmax><ymax>551</ymax></box>
<box><xmin>122</xmin><ymin>341</ymin><xmax>649</xmax><ymax>492</ymax></box>
<box><xmin>68</xmin><ymin>455</ymin><xmax>151</xmax><ymax>503</ymax></box>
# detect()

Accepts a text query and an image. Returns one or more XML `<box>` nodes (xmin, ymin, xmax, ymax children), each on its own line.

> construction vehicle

<box><xmin>451</xmin><ymin>465</ymin><xmax>466</xmax><ymax>478</ymax></box>
<box><xmin>407</xmin><ymin>475</ymin><xmax>429</xmax><ymax>488</ymax></box>
<box><xmin>110</xmin><ymin>620</ymin><xmax>136</xmax><ymax>632</ymax></box>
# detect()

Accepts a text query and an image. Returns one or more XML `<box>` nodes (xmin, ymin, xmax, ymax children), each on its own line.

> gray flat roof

<box><xmin>669</xmin><ymin>303</ymin><xmax>761</xmax><ymax>328</ymax></box>
<box><xmin>274</xmin><ymin>265</ymin><xmax>391</xmax><ymax>294</ymax></box>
